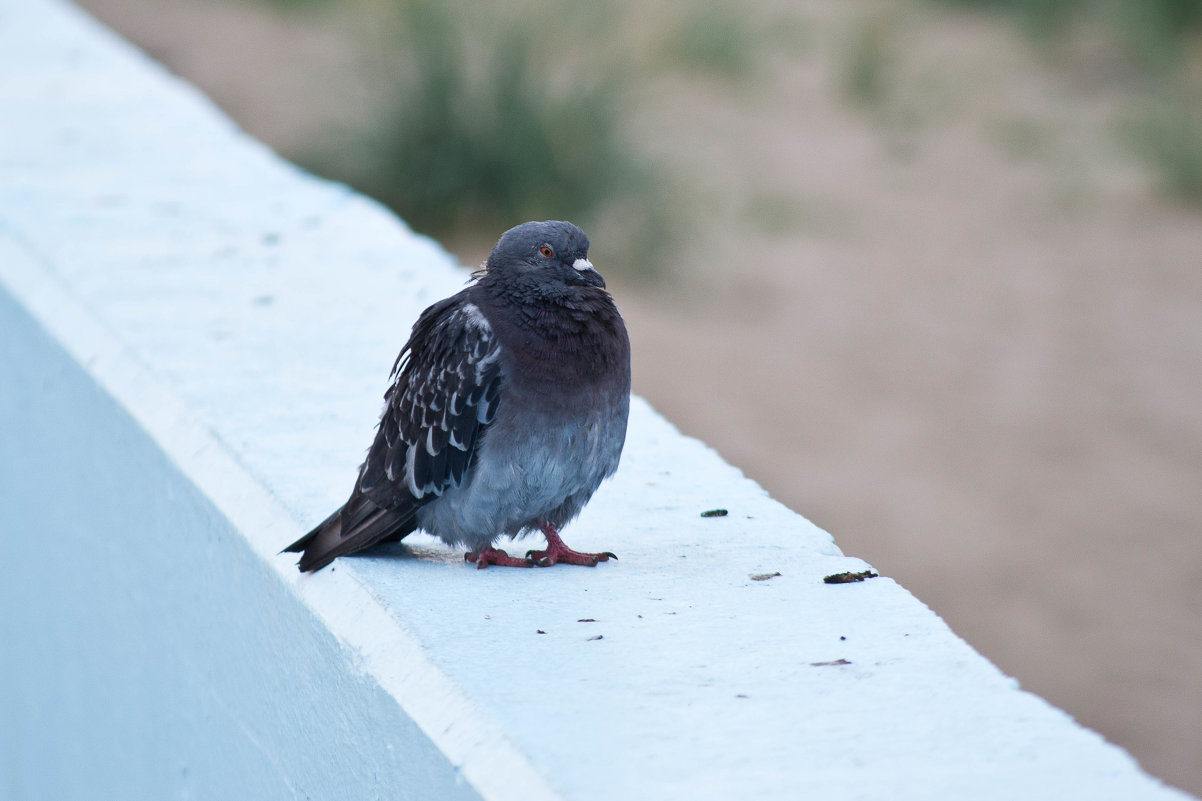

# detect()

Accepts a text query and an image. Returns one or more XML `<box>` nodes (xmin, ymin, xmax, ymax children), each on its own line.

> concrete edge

<box><xmin>0</xmin><ymin>229</ymin><xmax>562</xmax><ymax>801</ymax></box>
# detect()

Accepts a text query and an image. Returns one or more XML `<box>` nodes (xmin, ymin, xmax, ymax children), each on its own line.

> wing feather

<box><xmin>286</xmin><ymin>290</ymin><xmax>503</xmax><ymax>571</ymax></box>
<box><xmin>361</xmin><ymin>294</ymin><xmax>502</xmax><ymax>504</ymax></box>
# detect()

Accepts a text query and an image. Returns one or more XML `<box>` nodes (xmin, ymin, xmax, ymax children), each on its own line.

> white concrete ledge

<box><xmin>0</xmin><ymin>2</ymin><xmax>1192</xmax><ymax>799</ymax></box>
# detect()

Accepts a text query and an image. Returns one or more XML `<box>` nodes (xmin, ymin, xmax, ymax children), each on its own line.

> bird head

<box><xmin>481</xmin><ymin>220</ymin><xmax>606</xmax><ymax>290</ymax></box>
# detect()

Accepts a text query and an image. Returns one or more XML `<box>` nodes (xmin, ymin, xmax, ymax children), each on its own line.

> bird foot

<box><xmin>526</xmin><ymin>524</ymin><xmax>616</xmax><ymax>567</ymax></box>
<box><xmin>466</xmin><ymin>547</ymin><xmax>534</xmax><ymax>569</ymax></box>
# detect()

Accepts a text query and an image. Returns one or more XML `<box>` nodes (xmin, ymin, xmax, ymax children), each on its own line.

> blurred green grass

<box><xmin>935</xmin><ymin>0</ymin><xmax>1202</xmax><ymax>49</ymax></box>
<box><xmin>262</xmin><ymin>0</ymin><xmax>1202</xmax><ymax>243</ymax></box>
<box><xmin>935</xmin><ymin>0</ymin><xmax>1202</xmax><ymax>200</ymax></box>
<box><xmin>659</xmin><ymin>4</ymin><xmax>759</xmax><ymax>79</ymax></box>
<box><xmin>260</xmin><ymin>0</ymin><xmax>762</xmax><ymax>278</ymax></box>
<box><xmin>843</xmin><ymin>10</ymin><xmax>898</xmax><ymax>108</ymax></box>
<box><xmin>355</xmin><ymin>3</ymin><xmax>643</xmax><ymax>243</ymax></box>
<box><xmin>1129</xmin><ymin>87</ymin><xmax>1202</xmax><ymax>202</ymax></box>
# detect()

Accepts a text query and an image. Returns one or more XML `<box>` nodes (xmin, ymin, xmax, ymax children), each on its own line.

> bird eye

<box><xmin>539</xmin><ymin>245</ymin><xmax>554</xmax><ymax>258</ymax></box>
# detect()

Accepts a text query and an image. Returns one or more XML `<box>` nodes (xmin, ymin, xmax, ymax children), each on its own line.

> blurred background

<box><xmin>74</xmin><ymin>0</ymin><xmax>1201</xmax><ymax>793</ymax></box>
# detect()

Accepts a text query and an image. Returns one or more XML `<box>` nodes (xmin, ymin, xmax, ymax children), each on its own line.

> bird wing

<box><xmin>360</xmin><ymin>293</ymin><xmax>503</xmax><ymax>504</ymax></box>
<box><xmin>285</xmin><ymin>291</ymin><xmax>503</xmax><ymax>571</ymax></box>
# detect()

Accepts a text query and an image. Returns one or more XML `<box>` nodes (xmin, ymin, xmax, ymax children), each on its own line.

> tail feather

<box><xmin>285</xmin><ymin>491</ymin><xmax>419</xmax><ymax>572</ymax></box>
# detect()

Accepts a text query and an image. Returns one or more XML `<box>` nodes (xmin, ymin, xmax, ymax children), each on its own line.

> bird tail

<box><xmin>282</xmin><ymin>508</ymin><xmax>343</xmax><ymax>572</ymax></box>
<box><xmin>283</xmin><ymin>491</ymin><xmax>419</xmax><ymax>573</ymax></box>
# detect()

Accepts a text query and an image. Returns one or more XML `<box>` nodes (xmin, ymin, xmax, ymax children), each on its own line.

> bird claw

<box><xmin>466</xmin><ymin>548</ymin><xmax>534</xmax><ymax>569</ymax></box>
<box><xmin>522</xmin><ymin>523</ymin><xmax>618</xmax><ymax>567</ymax></box>
<box><xmin>524</xmin><ymin>545</ymin><xmax>616</xmax><ymax>567</ymax></box>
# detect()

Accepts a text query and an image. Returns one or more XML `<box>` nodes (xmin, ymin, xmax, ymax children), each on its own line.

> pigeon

<box><xmin>285</xmin><ymin>220</ymin><xmax>631</xmax><ymax>571</ymax></box>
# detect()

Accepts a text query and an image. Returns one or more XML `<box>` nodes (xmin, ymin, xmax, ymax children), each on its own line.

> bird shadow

<box><xmin>356</xmin><ymin>539</ymin><xmax>466</xmax><ymax>567</ymax></box>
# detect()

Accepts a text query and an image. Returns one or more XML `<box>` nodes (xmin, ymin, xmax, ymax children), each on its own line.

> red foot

<box><xmin>525</xmin><ymin>523</ymin><xmax>616</xmax><ymax>567</ymax></box>
<box><xmin>466</xmin><ymin>547</ymin><xmax>533</xmax><ymax>569</ymax></box>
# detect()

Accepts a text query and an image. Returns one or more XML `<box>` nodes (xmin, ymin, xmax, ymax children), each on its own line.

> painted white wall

<box><xmin>0</xmin><ymin>1</ymin><xmax>1192</xmax><ymax>799</ymax></box>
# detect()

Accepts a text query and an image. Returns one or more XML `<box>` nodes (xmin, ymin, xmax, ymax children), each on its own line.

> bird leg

<box><xmin>466</xmin><ymin>547</ymin><xmax>533</xmax><ymax>569</ymax></box>
<box><xmin>526</xmin><ymin>523</ymin><xmax>616</xmax><ymax>567</ymax></box>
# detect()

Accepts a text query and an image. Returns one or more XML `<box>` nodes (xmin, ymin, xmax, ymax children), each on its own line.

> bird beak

<box><xmin>573</xmin><ymin>258</ymin><xmax>606</xmax><ymax>288</ymax></box>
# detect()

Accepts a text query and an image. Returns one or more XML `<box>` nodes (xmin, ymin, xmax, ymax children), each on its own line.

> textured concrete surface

<box><xmin>0</xmin><ymin>1</ymin><xmax>1194</xmax><ymax>799</ymax></box>
<box><xmin>65</xmin><ymin>1</ymin><xmax>1202</xmax><ymax>792</ymax></box>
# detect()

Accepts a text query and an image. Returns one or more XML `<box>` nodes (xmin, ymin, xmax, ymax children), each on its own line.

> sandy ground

<box><xmin>72</xmin><ymin>0</ymin><xmax>1202</xmax><ymax>794</ymax></box>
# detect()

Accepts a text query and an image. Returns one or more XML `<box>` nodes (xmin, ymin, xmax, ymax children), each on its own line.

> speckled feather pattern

<box><xmin>286</xmin><ymin>221</ymin><xmax>631</xmax><ymax>570</ymax></box>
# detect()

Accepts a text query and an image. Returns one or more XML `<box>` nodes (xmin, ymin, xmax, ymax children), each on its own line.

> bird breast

<box><xmin>416</xmin><ymin>393</ymin><xmax>629</xmax><ymax>548</ymax></box>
